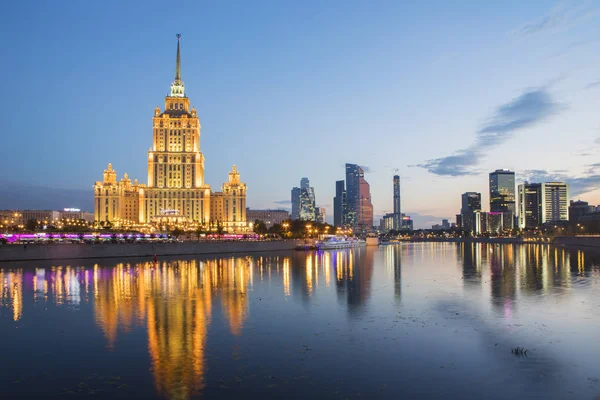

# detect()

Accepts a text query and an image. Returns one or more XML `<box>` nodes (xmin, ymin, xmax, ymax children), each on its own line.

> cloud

<box><xmin>584</xmin><ymin>80</ymin><xmax>600</xmax><ymax>90</ymax></box>
<box><xmin>519</xmin><ymin>168</ymin><xmax>600</xmax><ymax>196</ymax></box>
<box><xmin>515</xmin><ymin>1</ymin><xmax>600</xmax><ymax>36</ymax></box>
<box><xmin>413</xmin><ymin>149</ymin><xmax>480</xmax><ymax>177</ymax></box>
<box><xmin>273</xmin><ymin>200</ymin><xmax>291</xmax><ymax>205</ymax></box>
<box><xmin>414</xmin><ymin>88</ymin><xmax>560</xmax><ymax>177</ymax></box>
<box><xmin>595</xmin><ymin>137</ymin><xmax>600</xmax><ymax>145</ymax></box>
<box><xmin>360</xmin><ymin>165</ymin><xmax>372</xmax><ymax>173</ymax></box>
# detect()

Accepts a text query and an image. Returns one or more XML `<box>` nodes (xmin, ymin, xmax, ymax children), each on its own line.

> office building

<box><xmin>380</xmin><ymin>213</ymin><xmax>394</xmax><ymax>233</ymax></box>
<box><xmin>518</xmin><ymin>182</ymin><xmax>569</xmax><ymax>228</ymax></box>
<box><xmin>291</xmin><ymin>187</ymin><xmax>301</xmax><ymax>219</ymax></box>
<box><xmin>246</xmin><ymin>209</ymin><xmax>290</xmax><ymax>228</ymax></box>
<box><xmin>461</xmin><ymin>192</ymin><xmax>482</xmax><ymax>214</ymax></box>
<box><xmin>401</xmin><ymin>215</ymin><xmax>413</xmax><ymax>231</ymax></box>
<box><xmin>345</xmin><ymin>163</ymin><xmax>374</xmax><ymax>232</ymax></box>
<box><xmin>316</xmin><ymin>207</ymin><xmax>326</xmax><ymax>224</ymax></box>
<box><xmin>93</xmin><ymin>36</ymin><xmax>248</xmax><ymax>232</ymax></box>
<box><xmin>393</xmin><ymin>175</ymin><xmax>401</xmax><ymax>230</ymax></box>
<box><xmin>489</xmin><ymin>169</ymin><xmax>516</xmax><ymax>230</ymax></box>
<box><xmin>333</xmin><ymin>180</ymin><xmax>346</xmax><ymax>227</ymax></box>
<box><xmin>569</xmin><ymin>200</ymin><xmax>593</xmax><ymax>223</ymax></box>
<box><xmin>292</xmin><ymin>177</ymin><xmax>316</xmax><ymax>221</ymax></box>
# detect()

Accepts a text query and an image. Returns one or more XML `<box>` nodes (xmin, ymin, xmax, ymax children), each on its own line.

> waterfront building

<box><xmin>208</xmin><ymin>166</ymin><xmax>247</xmax><ymax>232</ymax></box>
<box><xmin>316</xmin><ymin>207</ymin><xmax>326</xmax><ymax>224</ymax></box>
<box><xmin>401</xmin><ymin>215</ymin><xmax>413</xmax><ymax>231</ymax></box>
<box><xmin>246</xmin><ymin>209</ymin><xmax>290</xmax><ymax>228</ymax></box>
<box><xmin>518</xmin><ymin>182</ymin><xmax>569</xmax><ymax>229</ymax></box>
<box><xmin>93</xmin><ymin>35</ymin><xmax>248</xmax><ymax>232</ymax></box>
<box><xmin>333</xmin><ymin>180</ymin><xmax>346</xmax><ymax>227</ymax></box>
<box><xmin>393</xmin><ymin>175</ymin><xmax>401</xmax><ymax>230</ymax></box>
<box><xmin>345</xmin><ymin>163</ymin><xmax>373</xmax><ymax>232</ymax></box>
<box><xmin>489</xmin><ymin>169</ymin><xmax>516</xmax><ymax>230</ymax></box>
<box><xmin>291</xmin><ymin>187</ymin><xmax>301</xmax><ymax>219</ymax></box>
<box><xmin>569</xmin><ymin>200</ymin><xmax>593</xmax><ymax>223</ymax></box>
<box><xmin>291</xmin><ymin>177</ymin><xmax>316</xmax><ymax>221</ymax></box>
<box><xmin>380</xmin><ymin>213</ymin><xmax>394</xmax><ymax>233</ymax></box>
<box><xmin>461</xmin><ymin>192</ymin><xmax>482</xmax><ymax>214</ymax></box>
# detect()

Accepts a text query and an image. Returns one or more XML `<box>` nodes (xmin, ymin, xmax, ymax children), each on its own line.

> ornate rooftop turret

<box><xmin>170</xmin><ymin>34</ymin><xmax>185</xmax><ymax>98</ymax></box>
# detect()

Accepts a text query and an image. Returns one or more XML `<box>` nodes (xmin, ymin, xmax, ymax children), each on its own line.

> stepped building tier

<box><xmin>94</xmin><ymin>35</ymin><xmax>248</xmax><ymax>232</ymax></box>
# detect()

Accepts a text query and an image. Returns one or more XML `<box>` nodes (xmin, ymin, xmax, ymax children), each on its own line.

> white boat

<box><xmin>366</xmin><ymin>233</ymin><xmax>379</xmax><ymax>246</ymax></box>
<box><xmin>316</xmin><ymin>235</ymin><xmax>364</xmax><ymax>250</ymax></box>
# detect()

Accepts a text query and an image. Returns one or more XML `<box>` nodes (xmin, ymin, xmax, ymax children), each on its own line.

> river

<box><xmin>1</xmin><ymin>243</ymin><xmax>599</xmax><ymax>399</ymax></box>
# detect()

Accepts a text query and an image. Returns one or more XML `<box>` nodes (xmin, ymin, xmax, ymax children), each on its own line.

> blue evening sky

<box><xmin>2</xmin><ymin>0</ymin><xmax>600</xmax><ymax>227</ymax></box>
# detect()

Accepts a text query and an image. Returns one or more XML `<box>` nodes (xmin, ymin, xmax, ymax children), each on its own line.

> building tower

<box><xmin>489</xmin><ymin>169</ymin><xmax>516</xmax><ymax>229</ymax></box>
<box><xmin>142</xmin><ymin>35</ymin><xmax>211</xmax><ymax>224</ymax></box>
<box><xmin>291</xmin><ymin>187</ymin><xmax>301</xmax><ymax>220</ymax></box>
<box><xmin>210</xmin><ymin>166</ymin><xmax>247</xmax><ymax>231</ymax></box>
<box><xmin>517</xmin><ymin>182</ymin><xmax>569</xmax><ymax>228</ymax></box>
<box><xmin>345</xmin><ymin>163</ymin><xmax>373</xmax><ymax>232</ymax></box>
<box><xmin>393</xmin><ymin>175</ymin><xmax>401</xmax><ymax>230</ymax></box>
<box><xmin>333</xmin><ymin>180</ymin><xmax>346</xmax><ymax>227</ymax></box>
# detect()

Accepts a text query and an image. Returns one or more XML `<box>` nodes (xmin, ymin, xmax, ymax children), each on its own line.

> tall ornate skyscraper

<box><xmin>94</xmin><ymin>35</ymin><xmax>248</xmax><ymax>232</ymax></box>
<box><xmin>141</xmin><ymin>34</ymin><xmax>211</xmax><ymax>224</ymax></box>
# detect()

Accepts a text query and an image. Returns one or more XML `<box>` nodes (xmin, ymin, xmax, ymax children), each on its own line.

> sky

<box><xmin>2</xmin><ymin>0</ymin><xmax>600</xmax><ymax>228</ymax></box>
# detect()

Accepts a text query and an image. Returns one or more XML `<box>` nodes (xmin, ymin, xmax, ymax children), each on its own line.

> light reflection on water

<box><xmin>0</xmin><ymin>243</ymin><xmax>599</xmax><ymax>400</ymax></box>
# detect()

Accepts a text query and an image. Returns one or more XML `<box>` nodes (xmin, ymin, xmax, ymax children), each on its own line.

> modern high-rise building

<box><xmin>345</xmin><ymin>163</ymin><xmax>374</xmax><ymax>231</ymax></box>
<box><xmin>489</xmin><ymin>169</ymin><xmax>516</xmax><ymax>229</ymax></box>
<box><xmin>299</xmin><ymin>186</ymin><xmax>316</xmax><ymax>220</ymax></box>
<box><xmin>291</xmin><ymin>177</ymin><xmax>316</xmax><ymax>221</ymax></box>
<box><xmin>393</xmin><ymin>175</ymin><xmax>401</xmax><ymax>230</ymax></box>
<box><xmin>345</xmin><ymin>164</ymin><xmax>360</xmax><ymax>228</ymax></box>
<box><xmin>518</xmin><ymin>182</ymin><xmax>569</xmax><ymax>228</ymax></box>
<box><xmin>461</xmin><ymin>192</ymin><xmax>482</xmax><ymax>214</ymax></box>
<box><xmin>93</xmin><ymin>35</ymin><xmax>248</xmax><ymax>232</ymax></box>
<box><xmin>316</xmin><ymin>207</ymin><xmax>326</xmax><ymax>224</ymax></box>
<box><xmin>489</xmin><ymin>170</ymin><xmax>516</xmax><ymax>212</ymax></box>
<box><xmin>291</xmin><ymin>187</ymin><xmax>301</xmax><ymax>219</ymax></box>
<box><xmin>333</xmin><ymin>180</ymin><xmax>346</xmax><ymax>227</ymax></box>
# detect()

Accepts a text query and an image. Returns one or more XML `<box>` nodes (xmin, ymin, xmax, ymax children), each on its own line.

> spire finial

<box><xmin>175</xmin><ymin>34</ymin><xmax>182</xmax><ymax>81</ymax></box>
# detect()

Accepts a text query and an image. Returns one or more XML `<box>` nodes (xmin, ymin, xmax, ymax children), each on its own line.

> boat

<box><xmin>316</xmin><ymin>235</ymin><xmax>364</xmax><ymax>250</ymax></box>
<box><xmin>366</xmin><ymin>233</ymin><xmax>379</xmax><ymax>246</ymax></box>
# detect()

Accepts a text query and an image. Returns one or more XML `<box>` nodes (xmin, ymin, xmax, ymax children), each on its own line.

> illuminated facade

<box><xmin>209</xmin><ymin>166</ymin><xmax>248</xmax><ymax>231</ymax></box>
<box><xmin>93</xmin><ymin>35</ymin><xmax>248</xmax><ymax>231</ymax></box>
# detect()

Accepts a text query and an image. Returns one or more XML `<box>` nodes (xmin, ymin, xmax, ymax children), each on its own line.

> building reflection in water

<box><xmin>384</xmin><ymin>245</ymin><xmax>402</xmax><ymax>303</ymax></box>
<box><xmin>333</xmin><ymin>247</ymin><xmax>375</xmax><ymax>315</ymax></box>
<box><xmin>92</xmin><ymin>257</ymin><xmax>255</xmax><ymax>399</ymax></box>
<box><xmin>2</xmin><ymin>244</ymin><xmax>600</xmax><ymax>399</ymax></box>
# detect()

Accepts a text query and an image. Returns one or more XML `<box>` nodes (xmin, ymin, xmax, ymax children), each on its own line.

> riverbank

<box><xmin>0</xmin><ymin>240</ymin><xmax>305</xmax><ymax>262</ymax></box>
<box><xmin>410</xmin><ymin>236</ymin><xmax>600</xmax><ymax>248</ymax></box>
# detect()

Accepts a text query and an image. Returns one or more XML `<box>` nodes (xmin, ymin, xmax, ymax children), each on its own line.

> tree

<box><xmin>194</xmin><ymin>226</ymin><xmax>204</xmax><ymax>241</ymax></box>
<box><xmin>216</xmin><ymin>221</ymin><xmax>224</xmax><ymax>235</ymax></box>
<box><xmin>254</xmin><ymin>219</ymin><xmax>268</xmax><ymax>234</ymax></box>
<box><xmin>25</xmin><ymin>219</ymin><xmax>37</xmax><ymax>232</ymax></box>
<box><xmin>171</xmin><ymin>228</ymin><xmax>184</xmax><ymax>240</ymax></box>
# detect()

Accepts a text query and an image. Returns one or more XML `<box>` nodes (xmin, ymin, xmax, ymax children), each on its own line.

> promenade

<box><xmin>0</xmin><ymin>240</ymin><xmax>303</xmax><ymax>262</ymax></box>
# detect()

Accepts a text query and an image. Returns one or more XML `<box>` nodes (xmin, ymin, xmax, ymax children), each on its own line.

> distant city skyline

<box><xmin>3</xmin><ymin>1</ymin><xmax>600</xmax><ymax>228</ymax></box>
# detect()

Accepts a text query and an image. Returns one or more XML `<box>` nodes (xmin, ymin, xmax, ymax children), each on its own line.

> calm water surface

<box><xmin>1</xmin><ymin>243</ymin><xmax>600</xmax><ymax>399</ymax></box>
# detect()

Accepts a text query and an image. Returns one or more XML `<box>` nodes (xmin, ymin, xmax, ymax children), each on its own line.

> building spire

<box><xmin>170</xmin><ymin>34</ymin><xmax>185</xmax><ymax>97</ymax></box>
<box><xmin>175</xmin><ymin>33</ymin><xmax>181</xmax><ymax>81</ymax></box>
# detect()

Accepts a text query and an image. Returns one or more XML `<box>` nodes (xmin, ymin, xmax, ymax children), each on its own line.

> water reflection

<box><xmin>1</xmin><ymin>244</ymin><xmax>600</xmax><ymax>400</ymax></box>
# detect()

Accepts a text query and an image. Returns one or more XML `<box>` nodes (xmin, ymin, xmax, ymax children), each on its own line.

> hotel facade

<box><xmin>94</xmin><ymin>35</ymin><xmax>248</xmax><ymax>232</ymax></box>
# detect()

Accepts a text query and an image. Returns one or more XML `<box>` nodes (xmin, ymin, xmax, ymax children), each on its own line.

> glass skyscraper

<box><xmin>333</xmin><ymin>180</ymin><xmax>346</xmax><ymax>227</ymax></box>
<box><xmin>393</xmin><ymin>175</ymin><xmax>401</xmax><ymax>230</ymax></box>
<box><xmin>345</xmin><ymin>163</ymin><xmax>373</xmax><ymax>232</ymax></box>
<box><xmin>489</xmin><ymin>169</ymin><xmax>516</xmax><ymax>213</ymax></box>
